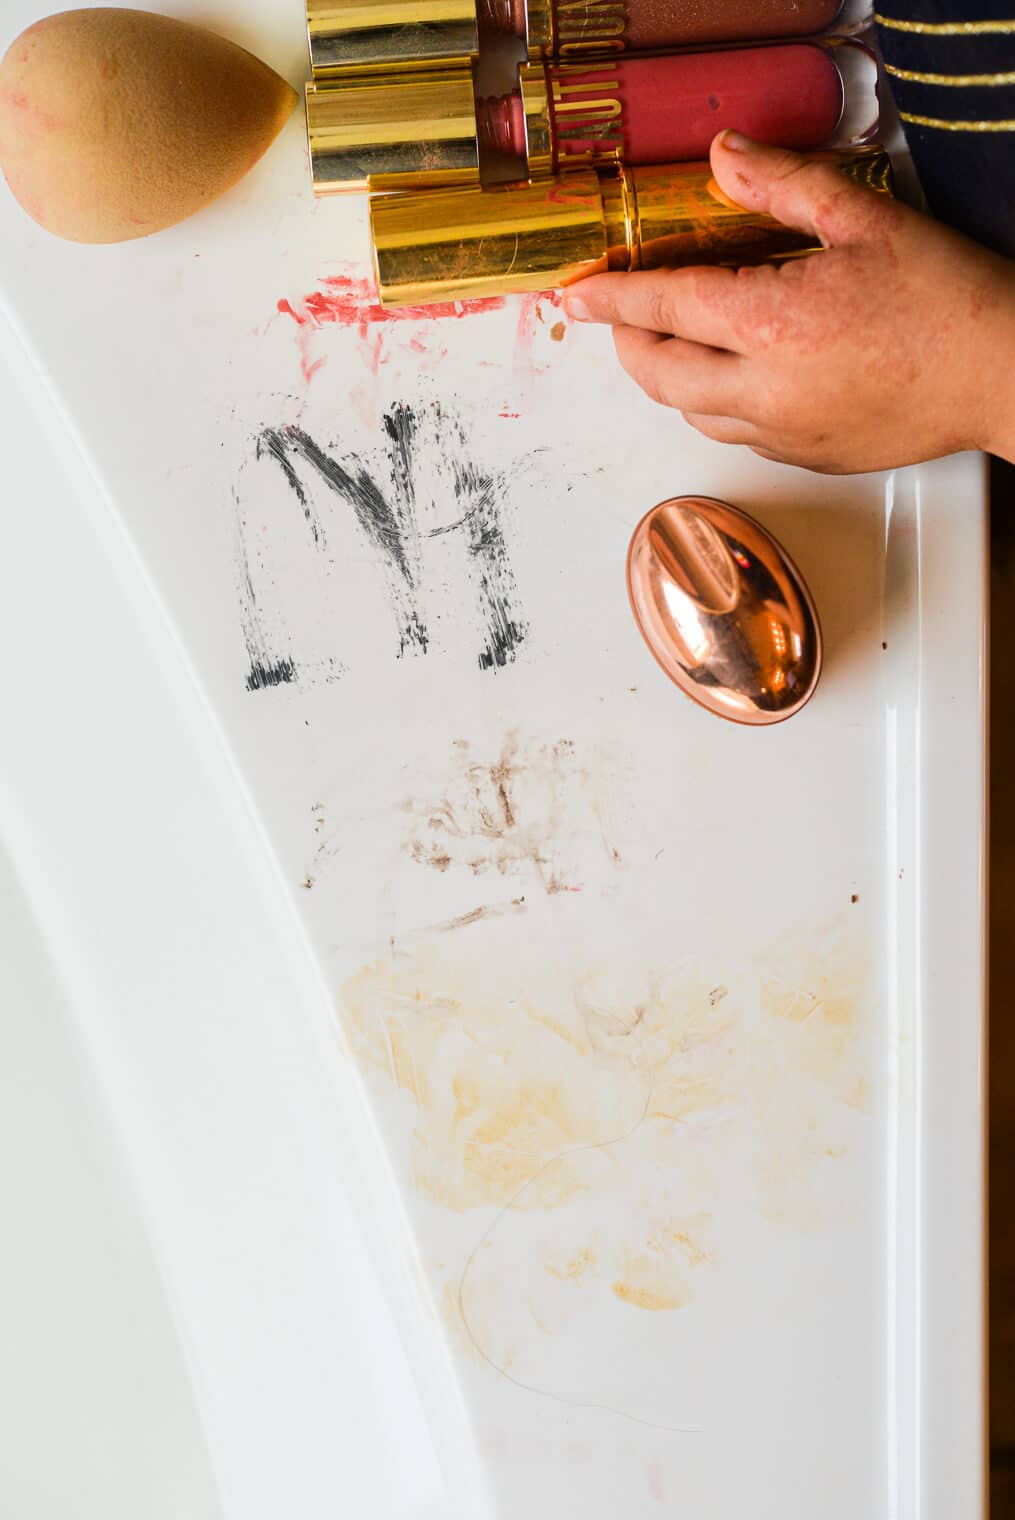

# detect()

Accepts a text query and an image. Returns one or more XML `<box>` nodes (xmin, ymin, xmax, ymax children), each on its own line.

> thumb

<box><xmin>710</xmin><ymin>130</ymin><xmax>886</xmax><ymax>248</ymax></box>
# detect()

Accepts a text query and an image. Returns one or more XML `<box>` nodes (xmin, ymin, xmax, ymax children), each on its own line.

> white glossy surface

<box><xmin>0</xmin><ymin>838</ymin><xmax>222</xmax><ymax>1520</ymax></box>
<box><xmin>0</xmin><ymin>315</ymin><xmax>476</xmax><ymax>1520</ymax></box>
<box><xmin>0</xmin><ymin>3</ymin><xmax>986</xmax><ymax>1515</ymax></box>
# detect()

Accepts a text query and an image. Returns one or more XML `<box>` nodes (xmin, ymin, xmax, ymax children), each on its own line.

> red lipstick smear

<box><xmin>278</xmin><ymin>275</ymin><xmax>505</xmax><ymax>340</ymax></box>
<box><xmin>275</xmin><ymin>273</ymin><xmax>566</xmax><ymax>402</ymax></box>
<box><xmin>512</xmin><ymin>289</ymin><xmax>565</xmax><ymax>382</ymax></box>
<box><xmin>276</xmin><ymin>276</ymin><xmax>507</xmax><ymax>384</ymax></box>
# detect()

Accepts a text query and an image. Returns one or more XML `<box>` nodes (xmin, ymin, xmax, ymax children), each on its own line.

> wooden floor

<box><xmin>992</xmin><ymin>456</ymin><xmax>1015</xmax><ymax>1513</ymax></box>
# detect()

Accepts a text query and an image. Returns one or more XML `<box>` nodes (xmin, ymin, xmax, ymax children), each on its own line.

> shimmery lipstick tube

<box><xmin>482</xmin><ymin>0</ymin><xmax>856</xmax><ymax>60</ymax></box>
<box><xmin>369</xmin><ymin>146</ymin><xmax>892</xmax><ymax>307</ymax></box>
<box><xmin>306</xmin><ymin>0</ymin><xmax>870</xmax><ymax>75</ymax></box>
<box><xmin>483</xmin><ymin>39</ymin><xmax>878</xmax><ymax>177</ymax></box>
<box><xmin>307</xmin><ymin>39</ymin><xmax>878</xmax><ymax>196</ymax></box>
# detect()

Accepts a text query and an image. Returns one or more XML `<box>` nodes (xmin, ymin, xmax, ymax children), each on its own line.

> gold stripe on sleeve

<box><xmin>884</xmin><ymin>62</ymin><xmax>1015</xmax><ymax>82</ymax></box>
<box><xmin>899</xmin><ymin>108</ymin><xmax>1015</xmax><ymax>127</ymax></box>
<box><xmin>875</xmin><ymin>14</ymin><xmax>1015</xmax><ymax>33</ymax></box>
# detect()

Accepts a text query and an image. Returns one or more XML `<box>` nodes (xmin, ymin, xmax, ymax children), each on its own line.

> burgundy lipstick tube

<box><xmin>484</xmin><ymin>0</ymin><xmax>849</xmax><ymax>59</ymax></box>
<box><xmin>306</xmin><ymin>0</ymin><xmax>871</xmax><ymax>75</ymax></box>
<box><xmin>306</xmin><ymin>37</ymin><xmax>879</xmax><ymax>196</ymax></box>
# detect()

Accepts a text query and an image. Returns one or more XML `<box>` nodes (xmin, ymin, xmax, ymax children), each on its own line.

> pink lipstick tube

<box><xmin>306</xmin><ymin>38</ymin><xmax>879</xmax><ymax>196</ymax></box>
<box><xmin>480</xmin><ymin>38</ymin><xmax>878</xmax><ymax>177</ymax></box>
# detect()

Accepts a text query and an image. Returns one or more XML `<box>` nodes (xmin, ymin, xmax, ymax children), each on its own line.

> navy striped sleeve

<box><xmin>876</xmin><ymin>1</ymin><xmax>1015</xmax><ymax>254</ymax></box>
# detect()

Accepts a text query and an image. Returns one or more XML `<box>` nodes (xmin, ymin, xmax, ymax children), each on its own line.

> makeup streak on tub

<box><xmin>246</xmin><ymin>401</ymin><xmax>528</xmax><ymax>672</ymax></box>
<box><xmin>513</xmin><ymin>290</ymin><xmax>565</xmax><ymax>381</ymax></box>
<box><xmin>233</xmin><ymin>488</ymin><xmax>299</xmax><ymax>692</ymax></box>
<box><xmin>256</xmin><ymin>427</ymin><xmax>326</xmax><ymax>545</ymax></box>
<box><xmin>339</xmin><ymin>922</ymin><xmax>869</xmax><ymax>1424</ymax></box>
<box><xmin>266</xmin><ymin>415</ymin><xmax>429</xmax><ymax>656</ymax></box>
<box><xmin>277</xmin><ymin>274</ymin><xmax>506</xmax><ymax>382</ymax></box>
<box><xmin>275</xmin><ymin>273</ymin><xmax>567</xmax><ymax>393</ymax></box>
<box><xmin>278</xmin><ymin>277</ymin><xmax>506</xmax><ymax>335</ymax></box>
<box><xmin>233</xmin><ymin>484</ymin><xmax>345</xmax><ymax>694</ymax></box>
<box><xmin>303</xmin><ymin>801</ymin><xmax>342</xmax><ymax>890</ymax></box>
<box><xmin>443</xmin><ymin>409</ymin><xmax>528</xmax><ymax>670</ymax></box>
<box><xmin>435</xmin><ymin>899</ymin><xmax>527</xmax><ymax>932</ymax></box>
<box><xmin>402</xmin><ymin>733</ymin><xmax>619</xmax><ymax>894</ymax></box>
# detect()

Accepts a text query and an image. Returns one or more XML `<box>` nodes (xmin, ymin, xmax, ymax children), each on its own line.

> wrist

<box><xmin>975</xmin><ymin>274</ymin><xmax>1015</xmax><ymax>461</ymax></box>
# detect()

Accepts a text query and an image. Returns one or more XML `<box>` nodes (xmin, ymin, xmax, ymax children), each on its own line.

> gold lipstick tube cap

<box><xmin>370</xmin><ymin>147</ymin><xmax>893</xmax><ymax>307</ymax></box>
<box><xmin>521</xmin><ymin>0</ymin><xmax>554</xmax><ymax>55</ymax></box>
<box><xmin>630</xmin><ymin>145</ymin><xmax>894</xmax><ymax>267</ymax></box>
<box><xmin>614</xmin><ymin>148</ymin><xmax>892</xmax><ymax>267</ymax></box>
<box><xmin>371</xmin><ymin>170</ymin><xmax>615</xmax><ymax>305</ymax></box>
<box><xmin>307</xmin><ymin>69</ymin><xmax>482</xmax><ymax>195</ymax></box>
<box><xmin>516</xmin><ymin>63</ymin><xmax>552</xmax><ymax>177</ymax></box>
<box><xmin>518</xmin><ymin>59</ymin><xmax>632</xmax><ymax>177</ymax></box>
<box><xmin>307</xmin><ymin>0</ymin><xmax>480</xmax><ymax>75</ymax></box>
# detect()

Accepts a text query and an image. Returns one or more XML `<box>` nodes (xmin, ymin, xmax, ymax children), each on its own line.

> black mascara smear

<box><xmin>247</xmin><ymin>657</ymin><xmax>297</xmax><ymax>691</ymax></box>
<box><xmin>235</xmin><ymin>492</ymin><xmax>299</xmax><ymax>692</ymax></box>
<box><xmin>245</xmin><ymin>402</ymin><xmax>527</xmax><ymax>677</ymax></box>
<box><xmin>450</xmin><ymin>433</ymin><xmax>527</xmax><ymax>672</ymax></box>
<box><xmin>381</xmin><ymin>403</ymin><xmax>430</xmax><ymax>654</ymax></box>
<box><xmin>263</xmin><ymin>422</ymin><xmax>429</xmax><ymax>657</ymax></box>
<box><xmin>257</xmin><ymin>429</ymin><xmax>325</xmax><ymax>546</ymax></box>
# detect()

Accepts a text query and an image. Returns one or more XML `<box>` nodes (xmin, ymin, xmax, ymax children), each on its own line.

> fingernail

<box><xmin>564</xmin><ymin>295</ymin><xmax>591</xmax><ymax>321</ymax></box>
<box><xmin>720</xmin><ymin>130</ymin><xmax>752</xmax><ymax>152</ymax></box>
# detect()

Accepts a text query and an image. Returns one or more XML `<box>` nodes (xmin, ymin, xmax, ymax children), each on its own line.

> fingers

<box><xmin>682</xmin><ymin>412</ymin><xmax>763</xmax><ymax>447</ymax></box>
<box><xmin>682</xmin><ymin>420</ymin><xmax>841</xmax><ymax>467</ymax></box>
<box><xmin>564</xmin><ymin>267</ymin><xmax>747</xmax><ymax>352</ymax></box>
<box><xmin>613</xmin><ymin>326</ymin><xmax>747</xmax><ymax>417</ymax></box>
<box><xmin>709</xmin><ymin>130</ymin><xmax>897</xmax><ymax>248</ymax></box>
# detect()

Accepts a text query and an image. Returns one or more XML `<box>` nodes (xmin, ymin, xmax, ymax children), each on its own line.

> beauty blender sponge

<box><xmin>0</xmin><ymin>8</ymin><xmax>297</xmax><ymax>242</ymax></box>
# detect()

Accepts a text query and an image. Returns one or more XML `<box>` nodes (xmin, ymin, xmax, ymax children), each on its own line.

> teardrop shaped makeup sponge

<box><xmin>0</xmin><ymin>7</ymin><xmax>297</xmax><ymax>243</ymax></box>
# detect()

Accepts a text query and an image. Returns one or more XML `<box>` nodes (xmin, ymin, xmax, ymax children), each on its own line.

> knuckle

<box><xmin>614</xmin><ymin>329</ymin><xmax>684</xmax><ymax>410</ymax></box>
<box><xmin>805</xmin><ymin>165</ymin><xmax>899</xmax><ymax>245</ymax></box>
<box><xmin>682</xmin><ymin>411</ymin><xmax>722</xmax><ymax>442</ymax></box>
<box><xmin>612</xmin><ymin>324</ymin><xmax>638</xmax><ymax>370</ymax></box>
<box><xmin>812</xmin><ymin>183</ymin><xmax>856</xmax><ymax>231</ymax></box>
<box><xmin>749</xmin><ymin>384</ymin><xmax>783</xmax><ymax>427</ymax></box>
<box><xmin>640</xmin><ymin>366</ymin><xmax>675</xmax><ymax>409</ymax></box>
<box><xmin>672</xmin><ymin>266</ymin><xmax>712</xmax><ymax>325</ymax></box>
<box><xmin>841</xmin><ymin>184</ymin><xmax>903</xmax><ymax>243</ymax></box>
<box><xmin>612</xmin><ymin>329</ymin><xmax>660</xmax><ymax>401</ymax></box>
<box><xmin>794</xmin><ymin>158</ymin><xmax>837</xmax><ymax>190</ymax></box>
<box><xmin>789</xmin><ymin>159</ymin><xmax>842</xmax><ymax>202</ymax></box>
<box><xmin>774</xmin><ymin>159</ymin><xmax>846</xmax><ymax>223</ymax></box>
<box><xmin>642</xmin><ymin>279</ymin><xmax>677</xmax><ymax>336</ymax></box>
<box><xmin>772</xmin><ymin>150</ymin><xmax>814</xmax><ymax>186</ymax></box>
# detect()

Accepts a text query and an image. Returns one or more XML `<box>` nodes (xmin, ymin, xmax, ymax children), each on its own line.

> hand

<box><xmin>564</xmin><ymin>131</ymin><xmax>1015</xmax><ymax>474</ymax></box>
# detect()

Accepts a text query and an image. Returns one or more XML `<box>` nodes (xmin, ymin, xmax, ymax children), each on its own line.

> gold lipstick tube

<box><xmin>370</xmin><ymin>146</ymin><xmax>892</xmax><ymax>307</ymax></box>
<box><xmin>306</xmin><ymin>70</ymin><xmax>482</xmax><ymax>194</ymax></box>
<box><xmin>306</xmin><ymin>0</ymin><xmax>480</xmax><ymax>77</ymax></box>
